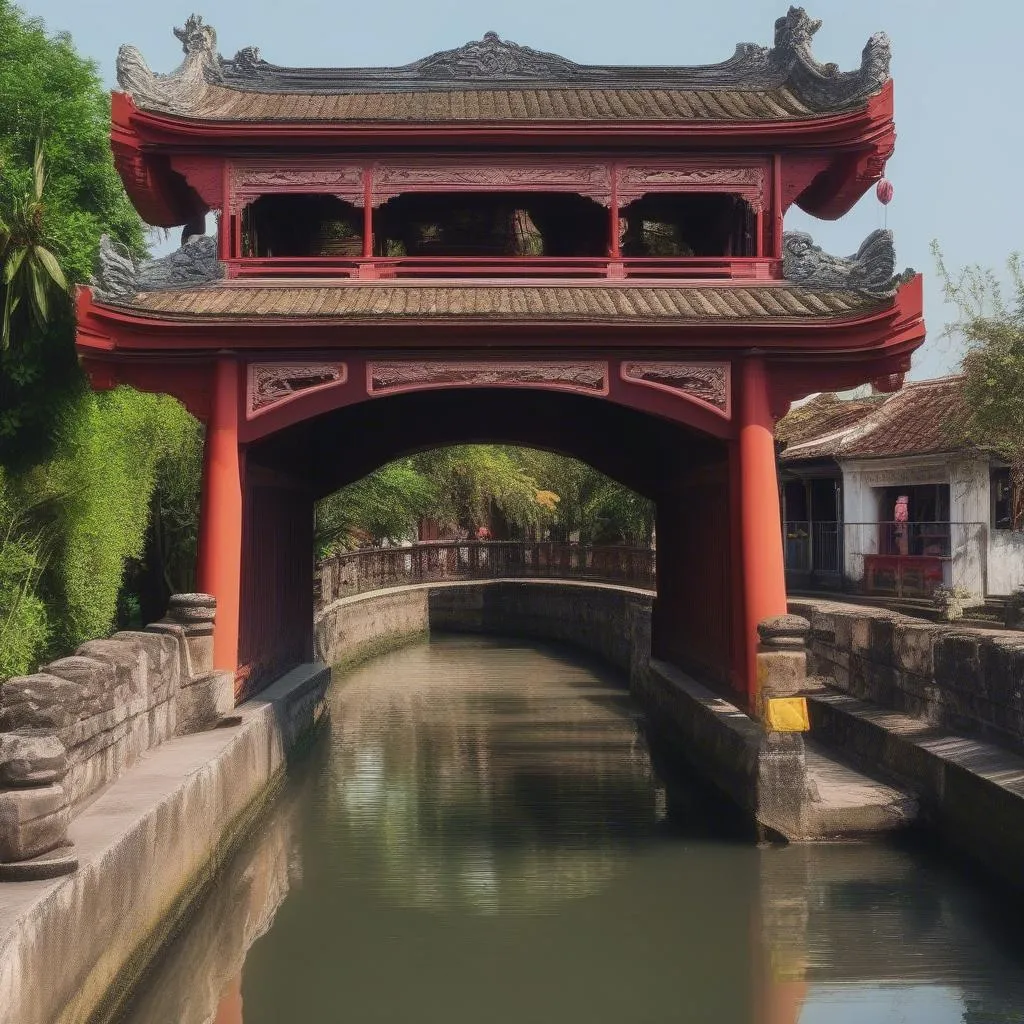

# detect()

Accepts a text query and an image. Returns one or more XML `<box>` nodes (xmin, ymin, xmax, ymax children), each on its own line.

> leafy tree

<box><xmin>317</xmin><ymin>445</ymin><xmax>652</xmax><ymax>552</ymax></box>
<box><xmin>316</xmin><ymin>460</ymin><xmax>435</xmax><ymax>555</ymax></box>
<box><xmin>0</xmin><ymin>140</ymin><xmax>67</xmax><ymax>349</ymax></box>
<box><xmin>412</xmin><ymin>445</ymin><xmax>553</xmax><ymax>535</ymax></box>
<box><xmin>935</xmin><ymin>245</ymin><xmax>1024</xmax><ymax>527</ymax></box>
<box><xmin>515</xmin><ymin>449</ymin><xmax>654</xmax><ymax>545</ymax></box>
<box><xmin>0</xmin><ymin>0</ymin><xmax>145</xmax><ymax>464</ymax></box>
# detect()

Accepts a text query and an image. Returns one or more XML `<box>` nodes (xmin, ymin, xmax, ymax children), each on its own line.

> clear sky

<box><xmin>21</xmin><ymin>0</ymin><xmax>1024</xmax><ymax>381</ymax></box>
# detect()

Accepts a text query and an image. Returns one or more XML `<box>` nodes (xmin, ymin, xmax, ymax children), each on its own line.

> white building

<box><xmin>777</xmin><ymin>376</ymin><xmax>1024</xmax><ymax>600</ymax></box>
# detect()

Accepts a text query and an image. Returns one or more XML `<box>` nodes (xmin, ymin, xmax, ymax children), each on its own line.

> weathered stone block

<box><xmin>894</xmin><ymin>624</ymin><xmax>936</xmax><ymax>678</ymax></box>
<box><xmin>76</xmin><ymin>639</ymin><xmax>147</xmax><ymax>694</ymax></box>
<box><xmin>850</xmin><ymin>616</ymin><xmax>871</xmax><ymax>654</ymax></box>
<box><xmin>111</xmin><ymin>631</ymin><xmax>179</xmax><ymax>682</ymax></box>
<box><xmin>0</xmin><ymin>784</ymin><xmax>69</xmax><ymax>861</ymax></box>
<box><xmin>1</xmin><ymin>674</ymin><xmax>87</xmax><ymax>731</ymax></box>
<box><xmin>44</xmin><ymin>656</ymin><xmax>116</xmax><ymax>713</ymax></box>
<box><xmin>757</xmin><ymin>650</ymin><xmax>807</xmax><ymax>703</ymax></box>
<box><xmin>934</xmin><ymin>633</ymin><xmax>982</xmax><ymax>694</ymax></box>
<box><xmin>177</xmin><ymin>672</ymin><xmax>235</xmax><ymax>735</ymax></box>
<box><xmin>868</xmin><ymin>616</ymin><xmax>900</xmax><ymax>668</ymax></box>
<box><xmin>0</xmin><ymin>730</ymin><xmax>67</xmax><ymax>787</ymax></box>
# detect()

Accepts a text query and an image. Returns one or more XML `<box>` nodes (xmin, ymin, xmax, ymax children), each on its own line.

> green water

<box><xmin>118</xmin><ymin>635</ymin><xmax>1024</xmax><ymax>1024</ymax></box>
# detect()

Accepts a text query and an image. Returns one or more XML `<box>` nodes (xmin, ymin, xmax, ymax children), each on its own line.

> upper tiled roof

<box><xmin>779</xmin><ymin>377</ymin><xmax>972</xmax><ymax>462</ymax></box>
<box><xmin>95</xmin><ymin>282</ymin><xmax>888</xmax><ymax>322</ymax></box>
<box><xmin>116</xmin><ymin>10</ymin><xmax>891</xmax><ymax>123</ymax></box>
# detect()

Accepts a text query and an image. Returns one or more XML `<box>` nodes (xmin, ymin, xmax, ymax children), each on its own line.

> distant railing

<box><xmin>315</xmin><ymin>541</ymin><xmax>656</xmax><ymax>607</ymax></box>
<box><xmin>229</xmin><ymin>255</ymin><xmax>781</xmax><ymax>282</ymax></box>
<box><xmin>784</xmin><ymin>521</ymin><xmax>988</xmax><ymax>597</ymax></box>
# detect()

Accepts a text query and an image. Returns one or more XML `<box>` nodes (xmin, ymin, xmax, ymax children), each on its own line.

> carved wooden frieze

<box><xmin>368</xmin><ymin>360</ymin><xmax>609</xmax><ymax>396</ymax></box>
<box><xmin>620</xmin><ymin>361</ymin><xmax>731</xmax><ymax>418</ymax></box>
<box><xmin>617</xmin><ymin>166</ymin><xmax>766</xmax><ymax>210</ymax></box>
<box><xmin>246</xmin><ymin>362</ymin><xmax>348</xmax><ymax>418</ymax></box>
<box><xmin>371</xmin><ymin>162</ymin><xmax>612</xmax><ymax>207</ymax></box>
<box><xmin>232</xmin><ymin>162</ymin><xmax>364</xmax><ymax>206</ymax></box>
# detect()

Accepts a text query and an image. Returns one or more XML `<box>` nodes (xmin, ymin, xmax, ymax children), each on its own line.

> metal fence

<box><xmin>784</xmin><ymin>521</ymin><xmax>988</xmax><ymax>596</ymax></box>
<box><xmin>315</xmin><ymin>541</ymin><xmax>656</xmax><ymax>607</ymax></box>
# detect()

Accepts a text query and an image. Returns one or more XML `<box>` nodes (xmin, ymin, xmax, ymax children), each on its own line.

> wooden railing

<box><xmin>315</xmin><ymin>541</ymin><xmax>656</xmax><ymax>607</ymax></box>
<box><xmin>229</xmin><ymin>256</ymin><xmax>781</xmax><ymax>282</ymax></box>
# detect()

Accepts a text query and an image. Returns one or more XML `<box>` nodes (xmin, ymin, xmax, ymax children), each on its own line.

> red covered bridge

<box><xmin>76</xmin><ymin>9</ymin><xmax>924</xmax><ymax>708</ymax></box>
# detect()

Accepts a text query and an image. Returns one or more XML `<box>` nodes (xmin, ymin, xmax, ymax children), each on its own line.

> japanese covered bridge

<box><xmin>77</xmin><ymin>8</ymin><xmax>924</xmax><ymax>707</ymax></box>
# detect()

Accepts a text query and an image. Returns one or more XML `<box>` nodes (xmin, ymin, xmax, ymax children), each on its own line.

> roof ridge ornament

<box><xmin>767</xmin><ymin>7</ymin><xmax>891</xmax><ymax>110</ymax></box>
<box><xmin>411</xmin><ymin>31</ymin><xmax>583</xmax><ymax>80</ymax></box>
<box><xmin>117</xmin><ymin>14</ymin><xmax>223</xmax><ymax>114</ymax></box>
<box><xmin>782</xmin><ymin>228</ymin><xmax>914</xmax><ymax>299</ymax></box>
<box><xmin>92</xmin><ymin>233</ymin><xmax>224</xmax><ymax>303</ymax></box>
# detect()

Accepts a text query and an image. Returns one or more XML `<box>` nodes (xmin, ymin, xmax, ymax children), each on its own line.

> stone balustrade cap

<box><xmin>758</xmin><ymin>615</ymin><xmax>811</xmax><ymax>649</ymax></box>
<box><xmin>167</xmin><ymin>593</ymin><xmax>217</xmax><ymax>625</ymax></box>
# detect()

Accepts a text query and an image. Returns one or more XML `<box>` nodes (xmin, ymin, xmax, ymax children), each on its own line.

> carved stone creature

<box><xmin>92</xmin><ymin>234</ymin><xmax>224</xmax><ymax>302</ymax></box>
<box><xmin>782</xmin><ymin>228</ymin><xmax>914</xmax><ymax>298</ymax></box>
<box><xmin>766</xmin><ymin>7</ymin><xmax>891</xmax><ymax>111</ymax></box>
<box><xmin>117</xmin><ymin>13</ymin><xmax>222</xmax><ymax>114</ymax></box>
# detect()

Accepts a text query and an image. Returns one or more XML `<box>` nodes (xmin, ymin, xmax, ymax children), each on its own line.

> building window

<box><xmin>993</xmin><ymin>467</ymin><xmax>1014</xmax><ymax>530</ymax></box>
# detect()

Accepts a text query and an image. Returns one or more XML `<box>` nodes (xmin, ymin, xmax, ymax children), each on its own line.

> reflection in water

<box><xmin>118</xmin><ymin>636</ymin><xmax>1024</xmax><ymax>1024</ymax></box>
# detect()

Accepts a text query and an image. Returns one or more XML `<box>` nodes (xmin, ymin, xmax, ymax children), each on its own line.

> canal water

<box><xmin>117</xmin><ymin>635</ymin><xmax>1024</xmax><ymax>1024</ymax></box>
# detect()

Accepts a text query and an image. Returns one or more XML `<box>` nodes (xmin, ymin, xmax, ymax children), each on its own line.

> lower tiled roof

<box><xmin>780</xmin><ymin>377</ymin><xmax>971</xmax><ymax>462</ymax></box>
<box><xmin>105</xmin><ymin>283</ymin><xmax>885</xmax><ymax>322</ymax></box>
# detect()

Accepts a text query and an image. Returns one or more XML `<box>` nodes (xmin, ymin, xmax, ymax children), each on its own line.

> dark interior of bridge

<box><xmin>243</xmin><ymin>388</ymin><xmax>737</xmax><ymax>695</ymax></box>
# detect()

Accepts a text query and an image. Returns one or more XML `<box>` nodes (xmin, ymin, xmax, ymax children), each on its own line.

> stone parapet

<box><xmin>0</xmin><ymin>595</ymin><xmax>230</xmax><ymax>877</ymax></box>
<box><xmin>790</xmin><ymin>598</ymin><xmax>1024</xmax><ymax>754</ymax></box>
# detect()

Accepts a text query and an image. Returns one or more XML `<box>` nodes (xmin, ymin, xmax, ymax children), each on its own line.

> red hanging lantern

<box><xmin>876</xmin><ymin>178</ymin><xmax>894</xmax><ymax>205</ymax></box>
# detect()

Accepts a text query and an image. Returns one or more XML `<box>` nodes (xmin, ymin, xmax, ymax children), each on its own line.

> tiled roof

<box><xmin>776</xmin><ymin>393</ymin><xmax>885</xmax><ymax>448</ymax></box>
<box><xmin>779</xmin><ymin>377</ymin><xmax>972</xmax><ymax>462</ymax></box>
<box><xmin>101</xmin><ymin>282</ymin><xmax>888</xmax><ymax>322</ymax></box>
<box><xmin>117</xmin><ymin>13</ymin><xmax>890</xmax><ymax>125</ymax></box>
<box><xmin>170</xmin><ymin>83</ymin><xmax>815</xmax><ymax>123</ymax></box>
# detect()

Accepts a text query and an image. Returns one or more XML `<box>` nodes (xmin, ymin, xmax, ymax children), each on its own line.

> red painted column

<box><xmin>739</xmin><ymin>357</ymin><xmax>787</xmax><ymax>705</ymax></box>
<box><xmin>197</xmin><ymin>356</ymin><xmax>242</xmax><ymax>673</ymax></box>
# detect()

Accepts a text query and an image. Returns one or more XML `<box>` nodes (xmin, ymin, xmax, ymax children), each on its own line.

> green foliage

<box><xmin>0</xmin><ymin>388</ymin><xmax>201</xmax><ymax>670</ymax></box>
<box><xmin>1</xmin><ymin>140</ymin><xmax>68</xmax><ymax>348</ymax></box>
<box><xmin>935</xmin><ymin>244</ymin><xmax>1024</xmax><ymax>527</ymax></box>
<box><xmin>0</xmin><ymin>0</ymin><xmax>145</xmax><ymax>465</ymax></box>
<box><xmin>316</xmin><ymin>460</ymin><xmax>435</xmax><ymax>555</ymax></box>
<box><xmin>515</xmin><ymin>449</ymin><xmax>654</xmax><ymax>545</ymax></box>
<box><xmin>0</xmin><ymin>468</ymin><xmax>53</xmax><ymax>677</ymax></box>
<box><xmin>412</xmin><ymin>446</ymin><xmax>553</xmax><ymax>534</ymax></box>
<box><xmin>317</xmin><ymin>445</ymin><xmax>653</xmax><ymax>551</ymax></box>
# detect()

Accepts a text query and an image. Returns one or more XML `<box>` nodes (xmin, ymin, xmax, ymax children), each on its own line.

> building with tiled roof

<box><xmin>777</xmin><ymin>377</ymin><xmax>1023</xmax><ymax>600</ymax></box>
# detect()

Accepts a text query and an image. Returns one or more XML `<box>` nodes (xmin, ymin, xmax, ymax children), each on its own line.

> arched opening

<box><xmin>242</xmin><ymin>193</ymin><xmax>364</xmax><ymax>257</ymax></box>
<box><xmin>620</xmin><ymin>193</ymin><xmax>755</xmax><ymax>257</ymax></box>
<box><xmin>239</xmin><ymin>387</ymin><xmax>738</xmax><ymax>700</ymax></box>
<box><xmin>373</xmin><ymin>192</ymin><xmax>609</xmax><ymax>258</ymax></box>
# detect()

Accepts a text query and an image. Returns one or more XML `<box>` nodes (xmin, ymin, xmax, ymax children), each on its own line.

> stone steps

<box><xmin>800</xmin><ymin>738</ymin><xmax>918</xmax><ymax>838</ymax></box>
<box><xmin>806</xmin><ymin>686</ymin><xmax>1024</xmax><ymax>887</ymax></box>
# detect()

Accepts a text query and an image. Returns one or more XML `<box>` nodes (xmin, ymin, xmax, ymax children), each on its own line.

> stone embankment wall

<box><xmin>0</xmin><ymin>595</ymin><xmax>233</xmax><ymax>870</ymax></box>
<box><xmin>315</xmin><ymin>579</ymin><xmax>648</xmax><ymax>676</ymax></box>
<box><xmin>789</xmin><ymin>598</ymin><xmax>1024</xmax><ymax>753</ymax></box>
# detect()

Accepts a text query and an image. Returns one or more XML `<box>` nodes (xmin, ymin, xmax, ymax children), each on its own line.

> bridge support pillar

<box><xmin>739</xmin><ymin>357</ymin><xmax>788</xmax><ymax>707</ymax></box>
<box><xmin>197</xmin><ymin>356</ymin><xmax>242</xmax><ymax>674</ymax></box>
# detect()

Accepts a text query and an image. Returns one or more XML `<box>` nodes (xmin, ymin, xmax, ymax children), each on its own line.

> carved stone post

<box><xmin>147</xmin><ymin>593</ymin><xmax>235</xmax><ymax>733</ymax></box>
<box><xmin>756</xmin><ymin>615</ymin><xmax>811</xmax><ymax>731</ymax></box>
<box><xmin>0</xmin><ymin>726</ymin><xmax>76</xmax><ymax>880</ymax></box>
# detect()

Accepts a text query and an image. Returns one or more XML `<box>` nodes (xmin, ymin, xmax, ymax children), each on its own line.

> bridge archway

<box><xmin>218</xmin><ymin>371</ymin><xmax>783</xmax><ymax>706</ymax></box>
